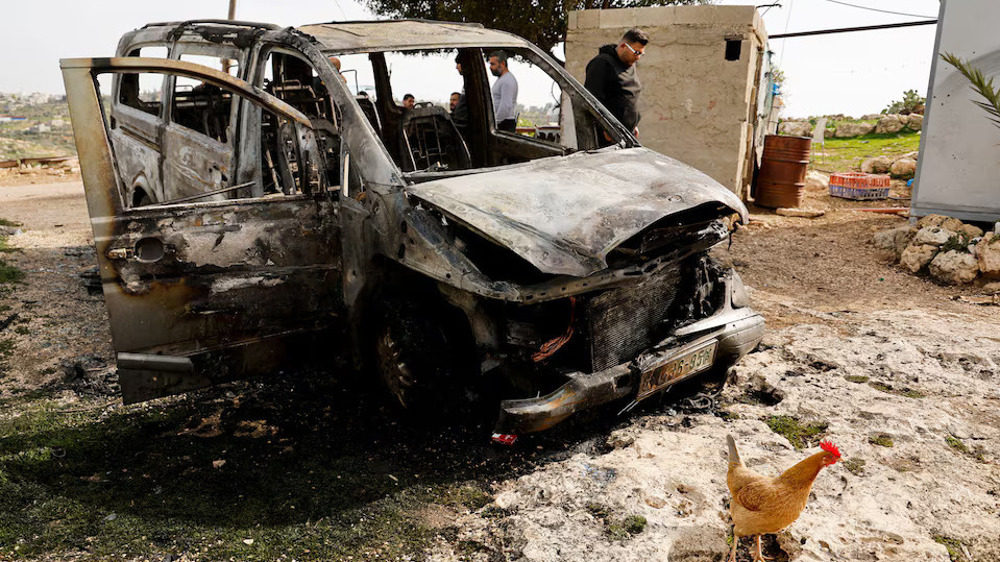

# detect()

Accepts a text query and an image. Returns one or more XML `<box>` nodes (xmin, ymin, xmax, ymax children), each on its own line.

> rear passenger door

<box><xmin>160</xmin><ymin>51</ymin><xmax>247</xmax><ymax>203</ymax></box>
<box><xmin>110</xmin><ymin>46</ymin><xmax>168</xmax><ymax>206</ymax></box>
<box><xmin>61</xmin><ymin>57</ymin><xmax>344</xmax><ymax>403</ymax></box>
<box><xmin>161</xmin><ymin>62</ymin><xmax>236</xmax><ymax>202</ymax></box>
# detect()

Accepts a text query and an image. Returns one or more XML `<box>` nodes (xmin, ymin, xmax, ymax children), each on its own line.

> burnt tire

<box><xmin>370</xmin><ymin>299</ymin><xmax>469</xmax><ymax>419</ymax></box>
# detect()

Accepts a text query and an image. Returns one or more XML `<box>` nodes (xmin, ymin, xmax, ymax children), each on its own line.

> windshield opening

<box><xmin>325</xmin><ymin>46</ymin><xmax>627</xmax><ymax>177</ymax></box>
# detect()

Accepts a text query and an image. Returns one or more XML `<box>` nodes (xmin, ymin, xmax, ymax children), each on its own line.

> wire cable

<box><xmin>758</xmin><ymin>2</ymin><xmax>781</xmax><ymax>17</ymax></box>
<box><xmin>779</xmin><ymin>0</ymin><xmax>795</xmax><ymax>67</ymax></box>
<box><xmin>823</xmin><ymin>0</ymin><xmax>935</xmax><ymax>19</ymax></box>
<box><xmin>331</xmin><ymin>0</ymin><xmax>348</xmax><ymax>20</ymax></box>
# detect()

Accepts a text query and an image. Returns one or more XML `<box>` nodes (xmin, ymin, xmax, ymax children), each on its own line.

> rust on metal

<box><xmin>754</xmin><ymin>134</ymin><xmax>812</xmax><ymax>209</ymax></box>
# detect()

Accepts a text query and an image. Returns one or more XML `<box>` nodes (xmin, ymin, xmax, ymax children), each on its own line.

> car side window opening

<box><xmin>259</xmin><ymin>49</ymin><xmax>342</xmax><ymax>193</ymax></box>
<box><xmin>487</xmin><ymin>50</ymin><xmax>569</xmax><ymax>146</ymax></box>
<box><xmin>100</xmin><ymin>67</ymin><xmax>328</xmax><ymax>208</ymax></box>
<box><xmin>170</xmin><ymin>75</ymin><xmax>233</xmax><ymax>143</ymax></box>
<box><xmin>119</xmin><ymin>46</ymin><xmax>169</xmax><ymax>116</ymax></box>
<box><xmin>171</xmin><ymin>55</ymin><xmax>238</xmax><ymax>143</ymax></box>
<box><xmin>484</xmin><ymin>47</ymin><xmax>616</xmax><ymax>153</ymax></box>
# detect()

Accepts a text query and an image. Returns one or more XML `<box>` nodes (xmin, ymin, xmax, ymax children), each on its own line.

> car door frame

<box><xmin>61</xmin><ymin>56</ymin><xmax>345</xmax><ymax>403</ymax></box>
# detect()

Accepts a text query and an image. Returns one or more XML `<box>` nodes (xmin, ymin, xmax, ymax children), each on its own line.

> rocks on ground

<box><xmin>778</xmin><ymin>121</ymin><xmax>813</xmax><ymax>137</ymax></box>
<box><xmin>780</xmin><ymin>113</ymin><xmax>919</xmax><ymax>140</ymax></box>
<box><xmin>876</xmin><ymin>114</ymin><xmax>906</xmax><ymax>134</ymax></box>
<box><xmin>977</xmin><ymin>235</ymin><xmax>1000</xmax><ymax>279</ymax></box>
<box><xmin>775</xmin><ymin>208</ymin><xmax>825</xmax><ymax>218</ymax></box>
<box><xmin>929</xmin><ymin>251</ymin><xmax>979</xmax><ymax>285</ymax></box>
<box><xmin>804</xmin><ymin>170</ymin><xmax>829</xmax><ymax>191</ymax></box>
<box><xmin>834</xmin><ymin>122</ymin><xmax>875</xmax><ymax>138</ymax></box>
<box><xmin>900</xmin><ymin>243</ymin><xmax>938</xmax><ymax>273</ymax></box>
<box><xmin>871</xmin><ymin>224</ymin><xmax>917</xmax><ymax>257</ymax></box>
<box><xmin>889</xmin><ymin>158</ymin><xmax>917</xmax><ymax>179</ymax></box>
<box><xmin>861</xmin><ymin>151</ymin><xmax>919</xmax><ymax>179</ymax></box>
<box><xmin>913</xmin><ymin>226</ymin><xmax>953</xmax><ymax>246</ymax></box>
<box><xmin>860</xmin><ymin>155</ymin><xmax>892</xmax><ymax>174</ymax></box>
<box><xmin>873</xmin><ymin>214</ymin><xmax>1000</xmax><ymax>286</ymax></box>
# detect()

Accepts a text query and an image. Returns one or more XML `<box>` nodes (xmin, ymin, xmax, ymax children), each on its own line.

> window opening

<box><xmin>486</xmin><ymin>50</ymin><xmax>565</xmax><ymax>143</ymax></box>
<box><xmin>725</xmin><ymin>39</ymin><xmax>742</xmax><ymax>61</ymax></box>
<box><xmin>97</xmin><ymin>69</ymin><xmax>328</xmax><ymax>207</ymax></box>
<box><xmin>259</xmin><ymin>49</ymin><xmax>341</xmax><ymax>191</ymax></box>
<box><xmin>119</xmin><ymin>46</ymin><xmax>169</xmax><ymax>116</ymax></box>
<box><xmin>170</xmin><ymin>55</ymin><xmax>237</xmax><ymax>143</ymax></box>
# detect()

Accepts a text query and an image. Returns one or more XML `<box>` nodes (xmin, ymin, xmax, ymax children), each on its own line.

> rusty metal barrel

<box><xmin>755</xmin><ymin>134</ymin><xmax>812</xmax><ymax>208</ymax></box>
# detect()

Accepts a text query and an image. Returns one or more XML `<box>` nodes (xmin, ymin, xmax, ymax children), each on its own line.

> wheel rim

<box><xmin>375</xmin><ymin>325</ymin><xmax>415</xmax><ymax>408</ymax></box>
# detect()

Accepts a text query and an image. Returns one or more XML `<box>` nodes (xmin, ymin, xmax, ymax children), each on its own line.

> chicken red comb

<box><xmin>820</xmin><ymin>440</ymin><xmax>841</xmax><ymax>457</ymax></box>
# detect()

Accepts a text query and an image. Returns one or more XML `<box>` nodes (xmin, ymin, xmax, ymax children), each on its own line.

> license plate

<box><xmin>637</xmin><ymin>341</ymin><xmax>718</xmax><ymax>401</ymax></box>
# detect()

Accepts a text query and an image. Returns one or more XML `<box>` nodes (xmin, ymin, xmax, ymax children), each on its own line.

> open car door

<box><xmin>61</xmin><ymin>57</ymin><xmax>344</xmax><ymax>403</ymax></box>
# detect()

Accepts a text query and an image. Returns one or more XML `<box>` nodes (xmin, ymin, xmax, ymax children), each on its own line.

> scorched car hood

<box><xmin>405</xmin><ymin>147</ymin><xmax>749</xmax><ymax>277</ymax></box>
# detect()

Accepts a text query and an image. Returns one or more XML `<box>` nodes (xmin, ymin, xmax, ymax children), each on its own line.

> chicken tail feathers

<box><xmin>727</xmin><ymin>434</ymin><xmax>744</xmax><ymax>467</ymax></box>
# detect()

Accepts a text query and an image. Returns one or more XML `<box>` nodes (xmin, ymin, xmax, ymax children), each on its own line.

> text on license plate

<box><xmin>637</xmin><ymin>341</ymin><xmax>718</xmax><ymax>400</ymax></box>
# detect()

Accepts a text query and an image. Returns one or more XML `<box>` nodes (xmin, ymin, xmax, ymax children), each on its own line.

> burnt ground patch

<box><xmin>0</xmin><ymin>356</ymin><xmax>660</xmax><ymax>561</ymax></box>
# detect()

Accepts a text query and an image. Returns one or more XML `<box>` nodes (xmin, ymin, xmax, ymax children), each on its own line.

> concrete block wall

<box><xmin>566</xmin><ymin>6</ymin><xmax>767</xmax><ymax>198</ymax></box>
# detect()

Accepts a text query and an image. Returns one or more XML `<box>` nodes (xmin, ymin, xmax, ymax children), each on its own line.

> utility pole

<box><xmin>222</xmin><ymin>0</ymin><xmax>237</xmax><ymax>74</ymax></box>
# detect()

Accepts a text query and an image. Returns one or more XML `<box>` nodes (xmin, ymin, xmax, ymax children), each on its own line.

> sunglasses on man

<box><xmin>623</xmin><ymin>43</ymin><xmax>644</xmax><ymax>57</ymax></box>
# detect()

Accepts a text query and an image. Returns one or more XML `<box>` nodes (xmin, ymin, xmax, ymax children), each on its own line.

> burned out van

<box><xmin>61</xmin><ymin>19</ymin><xmax>764</xmax><ymax>440</ymax></box>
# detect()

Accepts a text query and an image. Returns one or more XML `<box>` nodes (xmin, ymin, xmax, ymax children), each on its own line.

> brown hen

<box><xmin>726</xmin><ymin>435</ymin><xmax>841</xmax><ymax>562</ymax></box>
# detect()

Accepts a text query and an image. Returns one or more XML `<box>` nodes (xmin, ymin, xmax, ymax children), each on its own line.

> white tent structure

<box><xmin>912</xmin><ymin>0</ymin><xmax>1000</xmax><ymax>223</ymax></box>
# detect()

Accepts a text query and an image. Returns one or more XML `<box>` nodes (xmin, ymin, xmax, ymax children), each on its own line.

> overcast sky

<box><xmin>2</xmin><ymin>0</ymin><xmax>941</xmax><ymax>117</ymax></box>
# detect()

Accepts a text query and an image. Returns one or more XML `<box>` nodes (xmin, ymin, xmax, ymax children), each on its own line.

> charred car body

<box><xmin>61</xmin><ymin>19</ymin><xmax>764</xmax><ymax>437</ymax></box>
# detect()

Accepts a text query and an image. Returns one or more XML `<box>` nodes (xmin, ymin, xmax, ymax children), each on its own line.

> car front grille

<box><xmin>586</xmin><ymin>263</ymin><xmax>683</xmax><ymax>371</ymax></box>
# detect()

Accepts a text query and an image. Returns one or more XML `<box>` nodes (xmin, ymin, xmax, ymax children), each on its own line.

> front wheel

<box><xmin>369</xmin><ymin>299</ymin><xmax>471</xmax><ymax>418</ymax></box>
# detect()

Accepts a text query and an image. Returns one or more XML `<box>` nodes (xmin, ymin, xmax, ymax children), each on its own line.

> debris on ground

<box><xmin>775</xmin><ymin>208</ymin><xmax>825</xmax><ymax>218</ymax></box>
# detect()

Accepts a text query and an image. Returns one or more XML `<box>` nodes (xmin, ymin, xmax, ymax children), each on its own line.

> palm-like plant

<box><xmin>942</xmin><ymin>52</ymin><xmax>1000</xmax><ymax>128</ymax></box>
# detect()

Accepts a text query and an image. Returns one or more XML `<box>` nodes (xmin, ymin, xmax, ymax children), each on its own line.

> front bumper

<box><xmin>493</xmin><ymin>272</ymin><xmax>764</xmax><ymax>435</ymax></box>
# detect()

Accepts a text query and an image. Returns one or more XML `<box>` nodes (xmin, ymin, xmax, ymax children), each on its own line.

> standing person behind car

<box><xmin>584</xmin><ymin>28</ymin><xmax>648</xmax><ymax>139</ymax></box>
<box><xmin>488</xmin><ymin>51</ymin><xmax>518</xmax><ymax>132</ymax></box>
<box><xmin>402</xmin><ymin>93</ymin><xmax>415</xmax><ymax>110</ymax></box>
<box><xmin>452</xmin><ymin>55</ymin><xmax>469</xmax><ymax>132</ymax></box>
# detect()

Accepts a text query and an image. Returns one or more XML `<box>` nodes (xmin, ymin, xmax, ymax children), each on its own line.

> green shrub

<box><xmin>882</xmin><ymin>89</ymin><xmax>925</xmax><ymax>114</ymax></box>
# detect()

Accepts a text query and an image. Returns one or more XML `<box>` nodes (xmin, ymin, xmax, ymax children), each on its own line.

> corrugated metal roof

<box><xmin>298</xmin><ymin>20</ymin><xmax>528</xmax><ymax>53</ymax></box>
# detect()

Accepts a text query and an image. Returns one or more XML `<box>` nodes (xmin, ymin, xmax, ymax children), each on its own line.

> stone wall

<box><xmin>566</xmin><ymin>6</ymin><xmax>767</xmax><ymax>199</ymax></box>
<box><xmin>779</xmin><ymin>114</ymin><xmax>923</xmax><ymax>140</ymax></box>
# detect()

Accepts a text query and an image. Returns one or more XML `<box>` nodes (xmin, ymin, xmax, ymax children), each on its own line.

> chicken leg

<box><xmin>753</xmin><ymin>535</ymin><xmax>773</xmax><ymax>562</ymax></box>
<box><xmin>729</xmin><ymin>532</ymin><xmax>739</xmax><ymax>562</ymax></box>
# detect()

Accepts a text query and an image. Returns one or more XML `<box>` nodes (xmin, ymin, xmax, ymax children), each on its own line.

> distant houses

<box><xmin>0</xmin><ymin>116</ymin><xmax>27</xmax><ymax>123</ymax></box>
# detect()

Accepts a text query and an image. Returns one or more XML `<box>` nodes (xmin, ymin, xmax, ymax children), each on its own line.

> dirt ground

<box><xmin>1</xmin><ymin>172</ymin><xmax>998</xmax><ymax>561</ymax></box>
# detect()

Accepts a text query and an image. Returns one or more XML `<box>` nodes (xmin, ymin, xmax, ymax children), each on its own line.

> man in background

<box><xmin>488</xmin><ymin>51</ymin><xmax>518</xmax><ymax>132</ymax></box>
<box><xmin>450</xmin><ymin>92</ymin><xmax>461</xmax><ymax>113</ymax></box>
<box><xmin>584</xmin><ymin>28</ymin><xmax>648</xmax><ymax>139</ymax></box>
<box><xmin>402</xmin><ymin>93</ymin><xmax>415</xmax><ymax>110</ymax></box>
<box><xmin>452</xmin><ymin>55</ymin><xmax>469</xmax><ymax>132</ymax></box>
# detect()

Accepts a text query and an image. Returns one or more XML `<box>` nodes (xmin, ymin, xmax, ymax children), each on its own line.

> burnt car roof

<box><xmin>130</xmin><ymin>19</ymin><xmax>528</xmax><ymax>54</ymax></box>
<box><xmin>298</xmin><ymin>20</ymin><xmax>527</xmax><ymax>53</ymax></box>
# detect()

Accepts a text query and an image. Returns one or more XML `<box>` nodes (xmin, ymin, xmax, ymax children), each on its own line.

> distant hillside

<box><xmin>0</xmin><ymin>93</ymin><xmax>76</xmax><ymax>161</ymax></box>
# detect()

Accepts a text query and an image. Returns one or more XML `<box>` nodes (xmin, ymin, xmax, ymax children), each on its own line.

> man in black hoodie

<box><xmin>584</xmin><ymin>28</ymin><xmax>648</xmax><ymax>140</ymax></box>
